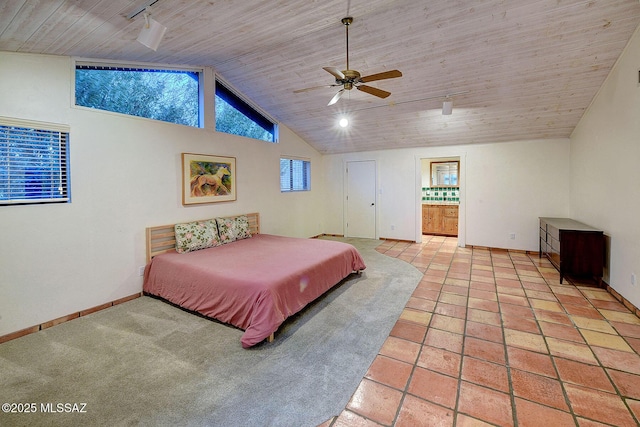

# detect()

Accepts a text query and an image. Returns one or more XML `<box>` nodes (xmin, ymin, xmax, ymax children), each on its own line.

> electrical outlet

<box><xmin>509</xmin><ymin>233</ymin><xmax>516</xmax><ymax>240</ymax></box>
<box><xmin>632</xmin><ymin>273</ymin><xmax>637</xmax><ymax>286</ymax></box>
<box><xmin>390</xmin><ymin>224</ymin><xmax>395</xmax><ymax>230</ymax></box>
<box><xmin>138</xmin><ymin>266</ymin><xmax>145</xmax><ymax>277</ymax></box>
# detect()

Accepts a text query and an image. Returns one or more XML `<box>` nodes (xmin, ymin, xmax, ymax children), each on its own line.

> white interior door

<box><xmin>346</xmin><ymin>160</ymin><xmax>376</xmax><ymax>238</ymax></box>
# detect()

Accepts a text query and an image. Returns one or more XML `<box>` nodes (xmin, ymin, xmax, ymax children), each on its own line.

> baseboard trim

<box><xmin>466</xmin><ymin>244</ymin><xmax>536</xmax><ymax>255</ymax></box>
<box><xmin>379</xmin><ymin>237</ymin><xmax>416</xmax><ymax>243</ymax></box>
<box><xmin>606</xmin><ymin>285</ymin><xmax>640</xmax><ymax>319</ymax></box>
<box><xmin>0</xmin><ymin>292</ymin><xmax>142</xmax><ymax>345</ymax></box>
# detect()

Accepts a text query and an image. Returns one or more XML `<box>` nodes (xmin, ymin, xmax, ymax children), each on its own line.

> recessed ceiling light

<box><xmin>339</xmin><ymin>118</ymin><xmax>349</xmax><ymax>127</ymax></box>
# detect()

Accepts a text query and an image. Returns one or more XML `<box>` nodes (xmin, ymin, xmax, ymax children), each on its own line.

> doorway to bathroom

<box><xmin>419</xmin><ymin>156</ymin><xmax>462</xmax><ymax>242</ymax></box>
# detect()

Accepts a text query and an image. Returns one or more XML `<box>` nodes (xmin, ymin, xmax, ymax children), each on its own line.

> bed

<box><xmin>143</xmin><ymin>213</ymin><xmax>366</xmax><ymax>348</ymax></box>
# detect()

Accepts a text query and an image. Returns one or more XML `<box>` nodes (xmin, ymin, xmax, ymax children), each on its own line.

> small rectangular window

<box><xmin>216</xmin><ymin>78</ymin><xmax>277</xmax><ymax>142</ymax></box>
<box><xmin>75</xmin><ymin>63</ymin><xmax>201</xmax><ymax>127</ymax></box>
<box><xmin>280</xmin><ymin>158</ymin><xmax>310</xmax><ymax>192</ymax></box>
<box><xmin>1</xmin><ymin>117</ymin><xmax>70</xmax><ymax>205</ymax></box>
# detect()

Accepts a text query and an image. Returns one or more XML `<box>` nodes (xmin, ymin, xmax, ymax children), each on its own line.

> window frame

<box><xmin>73</xmin><ymin>58</ymin><xmax>205</xmax><ymax>128</ymax></box>
<box><xmin>280</xmin><ymin>157</ymin><xmax>311</xmax><ymax>193</ymax></box>
<box><xmin>0</xmin><ymin>116</ymin><xmax>70</xmax><ymax>206</ymax></box>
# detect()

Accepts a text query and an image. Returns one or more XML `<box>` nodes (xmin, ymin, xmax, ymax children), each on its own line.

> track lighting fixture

<box><xmin>136</xmin><ymin>11</ymin><xmax>167</xmax><ymax>51</ymax></box>
<box><xmin>442</xmin><ymin>99</ymin><xmax>453</xmax><ymax>115</ymax></box>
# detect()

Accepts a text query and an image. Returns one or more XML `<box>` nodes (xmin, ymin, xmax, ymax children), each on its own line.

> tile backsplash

<box><xmin>422</xmin><ymin>187</ymin><xmax>459</xmax><ymax>204</ymax></box>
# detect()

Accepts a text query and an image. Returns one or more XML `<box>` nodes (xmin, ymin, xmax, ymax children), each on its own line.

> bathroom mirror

<box><xmin>431</xmin><ymin>161</ymin><xmax>459</xmax><ymax>187</ymax></box>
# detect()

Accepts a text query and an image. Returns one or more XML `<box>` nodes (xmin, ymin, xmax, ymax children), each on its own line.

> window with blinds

<box><xmin>280</xmin><ymin>158</ymin><xmax>310</xmax><ymax>192</ymax></box>
<box><xmin>0</xmin><ymin>117</ymin><xmax>70</xmax><ymax>205</ymax></box>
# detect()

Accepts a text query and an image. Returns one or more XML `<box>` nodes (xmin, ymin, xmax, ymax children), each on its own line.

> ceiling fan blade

<box><xmin>293</xmin><ymin>84</ymin><xmax>339</xmax><ymax>93</ymax></box>
<box><xmin>357</xmin><ymin>84</ymin><xmax>391</xmax><ymax>99</ymax></box>
<box><xmin>328</xmin><ymin>89</ymin><xmax>345</xmax><ymax>106</ymax></box>
<box><xmin>359</xmin><ymin>70</ymin><xmax>402</xmax><ymax>83</ymax></box>
<box><xmin>323</xmin><ymin>66</ymin><xmax>345</xmax><ymax>80</ymax></box>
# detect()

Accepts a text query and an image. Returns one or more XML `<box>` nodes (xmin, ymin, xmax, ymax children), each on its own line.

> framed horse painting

<box><xmin>182</xmin><ymin>153</ymin><xmax>237</xmax><ymax>205</ymax></box>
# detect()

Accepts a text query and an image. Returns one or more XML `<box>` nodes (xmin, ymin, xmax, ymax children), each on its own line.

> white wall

<box><xmin>570</xmin><ymin>26</ymin><xmax>640</xmax><ymax>308</ymax></box>
<box><xmin>0</xmin><ymin>52</ymin><xmax>325</xmax><ymax>336</ymax></box>
<box><xmin>322</xmin><ymin>139</ymin><xmax>571</xmax><ymax>251</ymax></box>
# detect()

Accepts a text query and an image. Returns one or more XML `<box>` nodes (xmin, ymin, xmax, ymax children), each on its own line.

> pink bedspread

<box><xmin>143</xmin><ymin>234</ymin><xmax>366</xmax><ymax>348</ymax></box>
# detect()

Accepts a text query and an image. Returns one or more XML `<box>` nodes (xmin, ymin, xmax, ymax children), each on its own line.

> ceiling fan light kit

<box><xmin>295</xmin><ymin>16</ymin><xmax>403</xmax><ymax>106</ymax></box>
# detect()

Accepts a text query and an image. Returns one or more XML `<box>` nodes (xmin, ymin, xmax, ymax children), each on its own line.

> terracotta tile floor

<box><xmin>321</xmin><ymin>235</ymin><xmax>640</xmax><ymax>427</ymax></box>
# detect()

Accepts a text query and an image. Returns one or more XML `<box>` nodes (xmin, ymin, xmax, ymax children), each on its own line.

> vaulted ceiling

<box><xmin>2</xmin><ymin>1</ymin><xmax>640</xmax><ymax>154</ymax></box>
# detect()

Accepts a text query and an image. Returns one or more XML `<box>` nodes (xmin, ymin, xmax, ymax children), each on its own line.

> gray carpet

<box><xmin>0</xmin><ymin>237</ymin><xmax>422</xmax><ymax>427</ymax></box>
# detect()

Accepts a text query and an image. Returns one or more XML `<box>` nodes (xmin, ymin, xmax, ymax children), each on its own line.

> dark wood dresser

<box><xmin>539</xmin><ymin>217</ymin><xmax>604</xmax><ymax>286</ymax></box>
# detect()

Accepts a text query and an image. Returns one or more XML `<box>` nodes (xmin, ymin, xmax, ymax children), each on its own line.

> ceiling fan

<box><xmin>294</xmin><ymin>16</ymin><xmax>402</xmax><ymax>106</ymax></box>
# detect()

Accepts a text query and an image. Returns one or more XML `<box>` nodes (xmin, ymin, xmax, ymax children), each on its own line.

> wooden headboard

<box><xmin>145</xmin><ymin>212</ymin><xmax>260</xmax><ymax>262</ymax></box>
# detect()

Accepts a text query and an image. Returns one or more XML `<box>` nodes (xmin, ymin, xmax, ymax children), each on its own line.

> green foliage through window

<box><xmin>215</xmin><ymin>80</ymin><xmax>276</xmax><ymax>142</ymax></box>
<box><xmin>75</xmin><ymin>65</ymin><xmax>200</xmax><ymax>127</ymax></box>
<box><xmin>74</xmin><ymin>63</ymin><xmax>278</xmax><ymax>141</ymax></box>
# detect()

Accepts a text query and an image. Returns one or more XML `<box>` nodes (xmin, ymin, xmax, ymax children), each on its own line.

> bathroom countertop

<box><xmin>422</xmin><ymin>202</ymin><xmax>459</xmax><ymax>206</ymax></box>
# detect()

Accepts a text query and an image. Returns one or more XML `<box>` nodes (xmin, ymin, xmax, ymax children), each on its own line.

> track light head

<box><xmin>136</xmin><ymin>12</ymin><xmax>166</xmax><ymax>51</ymax></box>
<box><xmin>442</xmin><ymin>100</ymin><xmax>453</xmax><ymax>115</ymax></box>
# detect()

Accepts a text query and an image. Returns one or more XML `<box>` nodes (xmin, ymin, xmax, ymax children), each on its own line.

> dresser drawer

<box><xmin>548</xmin><ymin>225</ymin><xmax>560</xmax><ymax>241</ymax></box>
<box><xmin>540</xmin><ymin>219</ymin><xmax>549</xmax><ymax>232</ymax></box>
<box><xmin>539</xmin><ymin>227</ymin><xmax>546</xmax><ymax>242</ymax></box>
<box><xmin>443</xmin><ymin>207</ymin><xmax>458</xmax><ymax>217</ymax></box>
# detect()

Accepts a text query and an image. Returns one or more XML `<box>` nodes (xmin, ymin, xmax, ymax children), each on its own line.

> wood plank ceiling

<box><xmin>1</xmin><ymin>0</ymin><xmax>639</xmax><ymax>154</ymax></box>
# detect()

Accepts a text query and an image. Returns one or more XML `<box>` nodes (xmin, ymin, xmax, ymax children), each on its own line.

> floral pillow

<box><xmin>216</xmin><ymin>215</ymin><xmax>251</xmax><ymax>244</ymax></box>
<box><xmin>234</xmin><ymin>215</ymin><xmax>251</xmax><ymax>240</ymax></box>
<box><xmin>174</xmin><ymin>220</ymin><xmax>220</xmax><ymax>253</ymax></box>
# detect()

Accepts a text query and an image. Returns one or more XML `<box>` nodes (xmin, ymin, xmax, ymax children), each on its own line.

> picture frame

<box><xmin>182</xmin><ymin>153</ymin><xmax>236</xmax><ymax>205</ymax></box>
